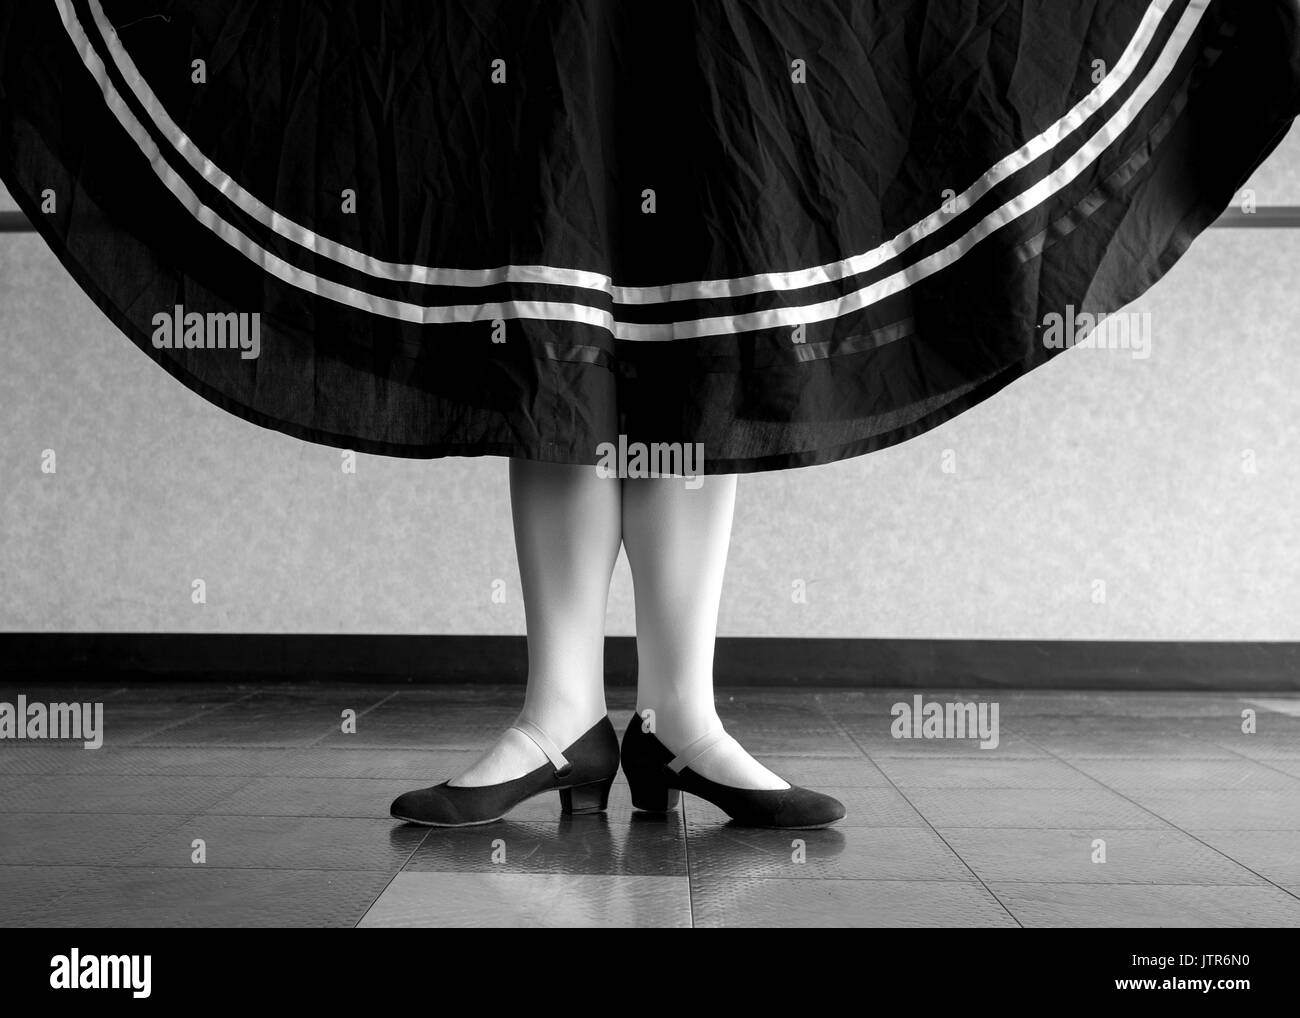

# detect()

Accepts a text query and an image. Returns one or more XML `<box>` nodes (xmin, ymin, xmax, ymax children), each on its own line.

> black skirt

<box><xmin>2</xmin><ymin>0</ymin><xmax>1298</xmax><ymax>473</ymax></box>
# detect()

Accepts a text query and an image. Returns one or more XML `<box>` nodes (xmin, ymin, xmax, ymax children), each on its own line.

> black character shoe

<box><xmin>620</xmin><ymin>714</ymin><xmax>846</xmax><ymax>829</ymax></box>
<box><xmin>390</xmin><ymin>716</ymin><xmax>620</xmax><ymax>827</ymax></box>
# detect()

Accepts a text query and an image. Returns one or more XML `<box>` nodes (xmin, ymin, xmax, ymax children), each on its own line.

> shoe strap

<box><xmin>511</xmin><ymin>719</ymin><xmax>572</xmax><ymax>777</ymax></box>
<box><xmin>668</xmin><ymin>728</ymin><xmax>730</xmax><ymax>774</ymax></box>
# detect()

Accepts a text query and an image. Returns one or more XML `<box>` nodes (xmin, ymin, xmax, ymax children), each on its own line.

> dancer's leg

<box><xmin>449</xmin><ymin>459</ymin><xmax>620</xmax><ymax>786</ymax></box>
<box><xmin>620</xmin><ymin>474</ymin><xmax>787</xmax><ymax>790</ymax></box>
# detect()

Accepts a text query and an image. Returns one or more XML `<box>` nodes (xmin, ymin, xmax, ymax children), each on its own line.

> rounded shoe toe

<box><xmin>778</xmin><ymin>786</ymin><xmax>847</xmax><ymax>828</ymax></box>
<box><xmin>390</xmin><ymin>784</ymin><xmax>455</xmax><ymax>824</ymax></box>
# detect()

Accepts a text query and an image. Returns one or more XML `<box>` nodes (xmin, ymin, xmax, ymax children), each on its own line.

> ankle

<box><xmin>633</xmin><ymin>703</ymin><xmax>723</xmax><ymax>751</ymax></box>
<box><xmin>516</xmin><ymin>701</ymin><xmax>607</xmax><ymax>748</ymax></box>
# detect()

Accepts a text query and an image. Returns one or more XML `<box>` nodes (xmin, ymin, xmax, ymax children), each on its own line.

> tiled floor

<box><xmin>1</xmin><ymin>684</ymin><xmax>1298</xmax><ymax>927</ymax></box>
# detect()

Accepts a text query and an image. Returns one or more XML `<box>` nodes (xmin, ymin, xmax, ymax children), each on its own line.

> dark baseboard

<box><xmin>1</xmin><ymin>633</ymin><xmax>1297</xmax><ymax>690</ymax></box>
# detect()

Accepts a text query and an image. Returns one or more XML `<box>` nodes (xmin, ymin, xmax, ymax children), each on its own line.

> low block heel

<box><xmin>559</xmin><ymin>776</ymin><xmax>614</xmax><ymax>815</ymax></box>
<box><xmin>625</xmin><ymin>770</ymin><xmax>680</xmax><ymax>813</ymax></box>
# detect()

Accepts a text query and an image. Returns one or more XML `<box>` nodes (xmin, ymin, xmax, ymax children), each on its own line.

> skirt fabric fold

<box><xmin>2</xmin><ymin>0</ymin><xmax>1298</xmax><ymax>472</ymax></box>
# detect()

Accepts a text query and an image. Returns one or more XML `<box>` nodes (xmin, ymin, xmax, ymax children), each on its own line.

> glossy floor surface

<box><xmin>1</xmin><ymin>685</ymin><xmax>1298</xmax><ymax>927</ymax></box>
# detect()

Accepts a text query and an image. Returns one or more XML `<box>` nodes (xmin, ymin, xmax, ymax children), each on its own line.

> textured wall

<box><xmin>2</xmin><ymin>132</ymin><xmax>1299</xmax><ymax>639</ymax></box>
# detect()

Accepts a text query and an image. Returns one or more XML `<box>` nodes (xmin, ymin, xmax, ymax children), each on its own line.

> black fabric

<box><xmin>620</xmin><ymin>714</ymin><xmax>847</xmax><ymax>828</ymax></box>
<box><xmin>2</xmin><ymin>0</ymin><xmax>1298</xmax><ymax>472</ymax></box>
<box><xmin>390</xmin><ymin>716</ymin><xmax>619</xmax><ymax>825</ymax></box>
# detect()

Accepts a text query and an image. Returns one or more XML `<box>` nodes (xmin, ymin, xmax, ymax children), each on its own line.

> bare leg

<box><xmin>620</xmin><ymin>474</ymin><xmax>787</xmax><ymax>790</ymax></box>
<box><xmin>449</xmin><ymin>459</ymin><xmax>620</xmax><ymax>786</ymax></box>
